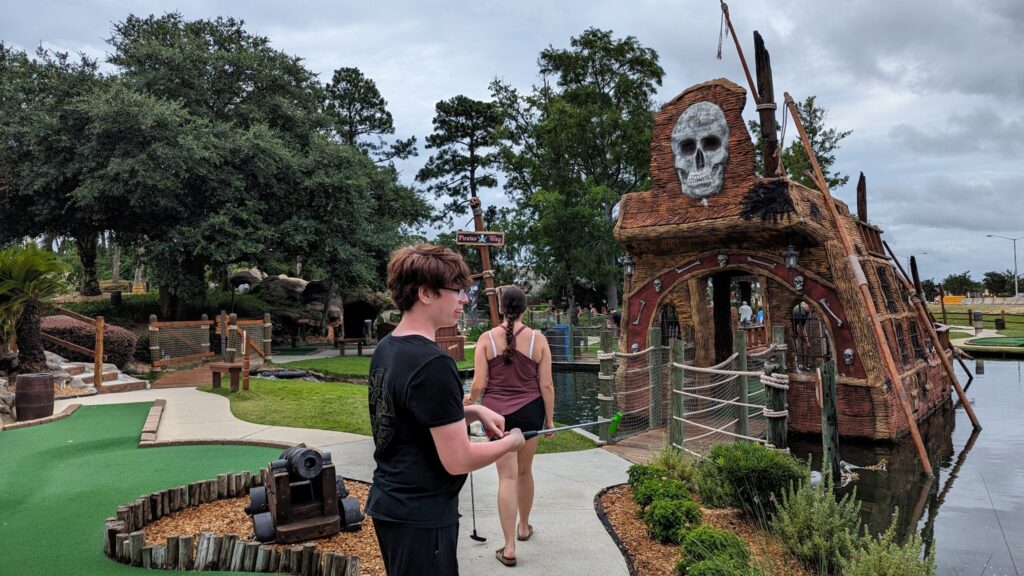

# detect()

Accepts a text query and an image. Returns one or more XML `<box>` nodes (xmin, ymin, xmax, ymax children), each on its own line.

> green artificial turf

<box><xmin>0</xmin><ymin>403</ymin><xmax>279</xmax><ymax>576</ymax></box>
<box><xmin>285</xmin><ymin>354</ymin><xmax>473</xmax><ymax>378</ymax></box>
<box><xmin>272</xmin><ymin>345</ymin><xmax>332</xmax><ymax>356</ymax></box>
<box><xmin>201</xmin><ymin>378</ymin><xmax>595</xmax><ymax>453</ymax></box>
<box><xmin>966</xmin><ymin>337</ymin><xmax>1024</xmax><ymax>347</ymax></box>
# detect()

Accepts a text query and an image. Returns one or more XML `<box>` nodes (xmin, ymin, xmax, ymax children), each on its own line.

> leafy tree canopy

<box><xmin>750</xmin><ymin>95</ymin><xmax>851</xmax><ymax>190</ymax></box>
<box><xmin>324</xmin><ymin>66</ymin><xmax>416</xmax><ymax>163</ymax></box>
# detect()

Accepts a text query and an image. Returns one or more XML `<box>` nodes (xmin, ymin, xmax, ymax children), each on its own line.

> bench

<box><xmin>336</xmin><ymin>338</ymin><xmax>364</xmax><ymax>356</ymax></box>
<box><xmin>209</xmin><ymin>362</ymin><xmax>244</xmax><ymax>391</ymax></box>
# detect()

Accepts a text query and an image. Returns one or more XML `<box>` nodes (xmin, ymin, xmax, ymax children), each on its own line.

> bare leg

<box><xmin>516</xmin><ymin>437</ymin><xmax>541</xmax><ymax>539</ymax></box>
<box><xmin>495</xmin><ymin>451</ymin><xmax>519</xmax><ymax>560</ymax></box>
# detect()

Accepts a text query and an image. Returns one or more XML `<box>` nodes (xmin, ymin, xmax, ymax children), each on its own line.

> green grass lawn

<box><xmin>201</xmin><ymin>378</ymin><xmax>595</xmax><ymax>453</ymax></box>
<box><xmin>285</xmin><ymin>355</ymin><xmax>474</xmax><ymax>378</ymax></box>
<box><xmin>0</xmin><ymin>403</ymin><xmax>278</xmax><ymax>576</ymax></box>
<box><xmin>949</xmin><ymin>331</ymin><xmax>973</xmax><ymax>340</ymax></box>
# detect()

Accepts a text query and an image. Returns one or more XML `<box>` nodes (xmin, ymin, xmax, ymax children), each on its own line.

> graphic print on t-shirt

<box><xmin>368</xmin><ymin>367</ymin><xmax>395</xmax><ymax>450</ymax></box>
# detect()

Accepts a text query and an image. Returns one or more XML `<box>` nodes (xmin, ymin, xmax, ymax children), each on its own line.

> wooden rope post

<box><xmin>148</xmin><ymin>314</ymin><xmax>161</xmax><ymax>372</ymax></box>
<box><xmin>599</xmin><ymin>330</ymin><xmax>614</xmax><ymax>443</ymax></box>
<box><xmin>733</xmin><ymin>329</ymin><xmax>749</xmax><ymax>438</ymax></box>
<box><xmin>764</xmin><ymin>362</ymin><xmax>788</xmax><ymax>450</ymax></box>
<box><xmin>242</xmin><ymin>332</ymin><xmax>250</xmax><ymax>392</ymax></box>
<box><xmin>820</xmin><ymin>360</ymin><xmax>841</xmax><ymax>482</ymax></box>
<box><xmin>785</xmin><ymin>92</ymin><xmax>933</xmax><ymax>477</ymax></box>
<box><xmin>200</xmin><ymin>314</ymin><xmax>210</xmax><ymax>356</ymax></box>
<box><xmin>769</xmin><ymin>323</ymin><xmax>789</xmax><ymax>450</ymax></box>
<box><xmin>227</xmin><ymin>313</ymin><xmax>238</xmax><ymax>363</ymax></box>
<box><xmin>669</xmin><ymin>338</ymin><xmax>685</xmax><ymax>449</ymax></box>
<box><xmin>647</xmin><ymin>326</ymin><xmax>663</xmax><ymax>428</ymax></box>
<box><xmin>263</xmin><ymin>313</ymin><xmax>272</xmax><ymax>357</ymax></box>
<box><xmin>95</xmin><ymin>316</ymin><xmax>105</xmax><ymax>391</ymax></box>
<box><xmin>938</xmin><ymin>286</ymin><xmax>948</xmax><ymax>325</ymax></box>
<box><xmin>219</xmin><ymin>311</ymin><xmax>228</xmax><ymax>360</ymax></box>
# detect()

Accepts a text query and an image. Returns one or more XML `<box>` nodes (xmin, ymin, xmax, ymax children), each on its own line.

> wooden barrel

<box><xmin>15</xmin><ymin>373</ymin><xmax>54</xmax><ymax>421</ymax></box>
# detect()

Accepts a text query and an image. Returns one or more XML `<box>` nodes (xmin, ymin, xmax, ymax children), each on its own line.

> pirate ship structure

<box><xmin>613</xmin><ymin>30</ymin><xmax>977</xmax><ymax>464</ymax></box>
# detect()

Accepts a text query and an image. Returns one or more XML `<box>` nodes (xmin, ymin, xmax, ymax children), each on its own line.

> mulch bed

<box><xmin>144</xmin><ymin>480</ymin><xmax>384</xmax><ymax>576</ymax></box>
<box><xmin>598</xmin><ymin>484</ymin><xmax>812</xmax><ymax>576</ymax></box>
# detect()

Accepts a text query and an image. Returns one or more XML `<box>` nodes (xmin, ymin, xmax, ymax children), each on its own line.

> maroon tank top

<box><xmin>480</xmin><ymin>326</ymin><xmax>541</xmax><ymax>416</ymax></box>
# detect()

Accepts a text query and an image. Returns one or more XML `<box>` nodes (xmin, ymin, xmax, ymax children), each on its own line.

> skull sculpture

<box><xmin>793</xmin><ymin>275</ymin><xmax>805</xmax><ymax>292</ymax></box>
<box><xmin>671</xmin><ymin>101</ymin><xmax>730</xmax><ymax>199</ymax></box>
<box><xmin>843</xmin><ymin>348</ymin><xmax>854</xmax><ymax>366</ymax></box>
<box><xmin>717</xmin><ymin>254</ymin><xmax>728</xmax><ymax>268</ymax></box>
<box><xmin>654</xmin><ymin>278</ymin><xmax>663</xmax><ymax>292</ymax></box>
<box><xmin>630</xmin><ymin>343</ymin><xmax>641</xmax><ymax>353</ymax></box>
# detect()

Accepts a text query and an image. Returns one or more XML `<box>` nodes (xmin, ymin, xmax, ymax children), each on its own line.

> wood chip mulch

<box><xmin>143</xmin><ymin>480</ymin><xmax>384</xmax><ymax>576</ymax></box>
<box><xmin>598</xmin><ymin>484</ymin><xmax>812</xmax><ymax>576</ymax></box>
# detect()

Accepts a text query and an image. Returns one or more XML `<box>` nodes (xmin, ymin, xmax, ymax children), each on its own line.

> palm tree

<box><xmin>0</xmin><ymin>244</ymin><xmax>67</xmax><ymax>372</ymax></box>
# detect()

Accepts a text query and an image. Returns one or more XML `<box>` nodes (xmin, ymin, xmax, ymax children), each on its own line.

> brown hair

<box><xmin>500</xmin><ymin>285</ymin><xmax>527</xmax><ymax>363</ymax></box>
<box><xmin>387</xmin><ymin>244</ymin><xmax>472</xmax><ymax>311</ymax></box>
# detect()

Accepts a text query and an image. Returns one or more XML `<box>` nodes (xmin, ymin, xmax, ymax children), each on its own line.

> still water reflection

<box><xmin>527</xmin><ymin>361</ymin><xmax>1024</xmax><ymax>574</ymax></box>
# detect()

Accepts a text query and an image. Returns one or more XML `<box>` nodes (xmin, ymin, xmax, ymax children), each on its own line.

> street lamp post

<box><xmin>987</xmin><ymin>234</ymin><xmax>1023</xmax><ymax>298</ymax></box>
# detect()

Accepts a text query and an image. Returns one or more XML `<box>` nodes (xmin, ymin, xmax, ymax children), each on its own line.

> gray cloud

<box><xmin>890</xmin><ymin>108</ymin><xmax>1024</xmax><ymax>158</ymax></box>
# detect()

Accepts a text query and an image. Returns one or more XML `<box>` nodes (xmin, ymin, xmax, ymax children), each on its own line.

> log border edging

<box><xmin>1</xmin><ymin>403</ymin><xmax>80</xmax><ymax>431</ymax></box>
<box><xmin>103</xmin><ymin>471</ymin><xmax>363</xmax><ymax>574</ymax></box>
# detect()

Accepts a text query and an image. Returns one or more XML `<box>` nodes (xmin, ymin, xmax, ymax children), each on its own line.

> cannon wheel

<box><xmin>252</xmin><ymin>511</ymin><xmax>276</xmax><ymax>542</ymax></box>
<box><xmin>245</xmin><ymin>485</ymin><xmax>269</xmax><ymax>515</ymax></box>
<box><xmin>339</xmin><ymin>497</ymin><xmax>364</xmax><ymax>532</ymax></box>
<box><xmin>335</xmin><ymin>477</ymin><xmax>349</xmax><ymax>499</ymax></box>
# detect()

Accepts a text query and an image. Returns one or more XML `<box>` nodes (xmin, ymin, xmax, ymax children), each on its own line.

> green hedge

<box><xmin>644</xmin><ymin>497</ymin><xmax>701</xmax><ymax>544</ymax></box>
<box><xmin>695</xmin><ymin>441</ymin><xmax>803</xmax><ymax>518</ymax></box>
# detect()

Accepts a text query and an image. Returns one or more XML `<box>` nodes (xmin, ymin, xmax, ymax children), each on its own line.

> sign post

<box><xmin>460</xmin><ymin>198</ymin><xmax>501</xmax><ymax>326</ymax></box>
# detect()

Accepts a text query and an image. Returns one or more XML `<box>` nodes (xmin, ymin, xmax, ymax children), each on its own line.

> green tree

<box><xmin>324</xmin><ymin>67</ymin><xmax>416</xmax><ymax>163</ymax></box>
<box><xmin>982</xmin><ymin>270</ymin><xmax>1020</xmax><ymax>297</ymax></box>
<box><xmin>750</xmin><ymin>95</ymin><xmax>851</xmax><ymax>190</ymax></box>
<box><xmin>493</xmin><ymin>28</ymin><xmax>664</xmax><ymax>312</ymax></box>
<box><xmin>0</xmin><ymin>45</ymin><xmax>107</xmax><ymax>295</ymax></box>
<box><xmin>416</xmin><ymin>95</ymin><xmax>502</xmax><ymax>224</ymax></box>
<box><xmin>942</xmin><ymin>271</ymin><xmax>982</xmax><ymax>297</ymax></box>
<box><xmin>920</xmin><ymin>278</ymin><xmax>938</xmax><ymax>302</ymax></box>
<box><xmin>0</xmin><ymin>244</ymin><xmax>67</xmax><ymax>372</ymax></box>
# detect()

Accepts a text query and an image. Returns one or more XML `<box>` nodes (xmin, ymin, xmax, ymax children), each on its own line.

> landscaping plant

<box><xmin>694</xmin><ymin>441</ymin><xmax>803</xmax><ymax>517</ymax></box>
<box><xmin>676</xmin><ymin>525</ymin><xmax>760</xmax><ymax>576</ymax></box>
<box><xmin>649</xmin><ymin>444</ymin><xmax>698</xmax><ymax>488</ymax></box>
<box><xmin>632</xmin><ymin>477</ymin><xmax>690</xmax><ymax>511</ymax></box>
<box><xmin>643</xmin><ymin>497</ymin><xmax>701</xmax><ymax>543</ymax></box>
<box><xmin>0</xmin><ymin>244</ymin><xmax>67</xmax><ymax>371</ymax></box>
<box><xmin>770</xmin><ymin>470</ymin><xmax>862</xmax><ymax>574</ymax></box>
<box><xmin>842</xmin><ymin>515</ymin><xmax>936</xmax><ymax>576</ymax></box>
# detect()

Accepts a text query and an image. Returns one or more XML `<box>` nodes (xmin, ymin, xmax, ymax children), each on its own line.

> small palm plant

<box><xmin>0</xmin><ymin>244</ymin><xmax>67</xmax><ymax>372</ymax></box>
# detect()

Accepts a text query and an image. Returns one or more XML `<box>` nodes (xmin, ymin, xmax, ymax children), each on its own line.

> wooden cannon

<box><xmin>244</xmin><ymin>447</ymin><xmax>363</xmax><ymax>543</ymax></box>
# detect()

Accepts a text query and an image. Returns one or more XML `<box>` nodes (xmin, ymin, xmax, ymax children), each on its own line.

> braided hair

<box><xmin>500</xmin><ymin>286</ymin><xmax>527</xmax><ymax>363</ymax></box>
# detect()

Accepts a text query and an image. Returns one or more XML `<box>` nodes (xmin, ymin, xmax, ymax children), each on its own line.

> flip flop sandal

<box><xmin>496</xmin><ymin>547</ymin><xmax>517</xmax><ymax>567</ymax></box>
<box><xmin>516</xmin><ymin>524</ymin><xmax>534</xmax><ymax>541</ymax></box>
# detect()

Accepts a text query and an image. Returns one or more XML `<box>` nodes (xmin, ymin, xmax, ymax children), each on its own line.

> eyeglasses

<box><xmin>440</xmin><ymin>287</ymin><xmax>468</xmax><ymax>298</ymax></box>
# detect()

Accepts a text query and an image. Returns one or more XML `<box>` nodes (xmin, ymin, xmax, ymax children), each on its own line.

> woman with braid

<box><xmin>465</xmin><ymin>286</ymin><xmax>554</xmax><ymax>567</ymax></box>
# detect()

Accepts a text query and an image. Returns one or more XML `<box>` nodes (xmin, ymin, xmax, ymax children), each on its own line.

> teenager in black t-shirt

<box><xmin>368</xmin><ymin>244</ymin><xmax>525</xmax><ymax>576</ymax></box>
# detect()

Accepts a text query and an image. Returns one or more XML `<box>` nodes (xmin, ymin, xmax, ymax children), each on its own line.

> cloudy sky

<box><xmin>4</xmin><ymin>0</ymin><xmax>1022</xmax><ymax>284</ymax></box>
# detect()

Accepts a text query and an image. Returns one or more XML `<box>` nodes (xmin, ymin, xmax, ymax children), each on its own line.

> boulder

<box><xmin>230</xmin><ymin>268</ymin><xmax>267</xmax><ymax>288</ymax></box>
<box><xmin>254</xmin><ymin>275</ymin><xmax>309</xmax><ymax>305</ymax></box>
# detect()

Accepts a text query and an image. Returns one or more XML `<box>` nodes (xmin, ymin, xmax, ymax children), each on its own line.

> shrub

<box><xmin>62</xmin><ymin>293</ymin><xmax>161</xmax><ymax>326</ymax></box>
<box><xmin>695</xmin><ymin>441</ymin><xmax>803</xmax><ymax>517</ymax></box>
<box><xmin>843</xmin><ymin>516</ymin><xmax>935</xmax><ymax>576</ymax></box>
<box><xmin>644</xmin><ymin>497</ymin><xmax>701</xmax><ymax>543</ymax></box>
<box><xmin>685</xmin><ymin>557</ymin><xmax>763</xmax><ymax>576</ymax></box>
<box><xmin>41</xmin><ymin>315</ymin><xmax>138</xmax><ymax>367</ymax></box>
<box><xmin>627</xmin><ymin>463</ymin><xmax>670</xmax><ymax>487</ymax></box>
<box><xmin>650</xmin><ymin>445</ymin><xmax>698</xmax><ymax>488</ymax></box>
<box><xmin>632</xmin><ymin>477</ymin><xmax>690</xmax><ymax>511</ymax></box>
<box><xmin>676</xmin><ymin>525</ymin><xmax>753</xmax><ymax>575</ymax></box>
<box><xmin>134</xmin><ymin>332</ymin><xmax>151</xmax><ymax>363</ymax></box>
<box><xmin>771</xmin><ymin>471</ymin><xmax>862</xmax><ymax>573</ymax></box>
<box><xmin>463</xmin><ymin>324</ymin><xmax>488</xmax><ymax>344</ymax></box>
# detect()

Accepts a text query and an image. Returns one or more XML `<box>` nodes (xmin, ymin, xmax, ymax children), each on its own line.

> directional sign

<box><xmin>455</xmin><ymin>231</ymin><xmax>505</xmax><ymax>246</ymax></box>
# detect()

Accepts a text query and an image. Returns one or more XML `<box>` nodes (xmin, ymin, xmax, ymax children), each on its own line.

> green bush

<box><xmin>676</xmin><ymin>525</ymin><xmax>753</xmax><ymax>575</ymax></box>
<box><xmin>134</xmin><ymin>332</ymin><xmax>151</xmax><ymax>363</ymax></box>
<box><xmin>463</xmin><ymin>324</ymin><xmax>489</xmax><ymax>344</ymax></box>
<box><xmin>843</xmin><ymin>516</ymin><xmax>935</xmax><ymax>576</ymax></box>
<box><xmin>644</xmin><ymin>497</ymin><xmax>701</xmax><ymax>543</ymax></box>
<box><xmin>627</xmin><ymin>463</ymin><xmax>670</xmax><ymax>487</ymax></box>
<box><xmin>62</xmin><ymin>293</ymin><xmax>161</xmax><ymax>326</ymax></box>
<box><xmin>695</xmin><ymin>441</ymin><xmax>803</xmax><ymax>517</ymax></box>
<box><xmin>771</xmin><ymin>471</ymin><xmax>862</xmax><ymax>573</ymax></box>
<box><xmin>632</xmin><ymin>477</ymin><xmax>690</xmax><ymax>511</ymax></box>
<box><xmin>649</xmin><ymin>445</ymin><xmax>697</xmax><ymax>488</ymax></box>
<box><xmin>684</xmin><ymin>557</ymin><xmax>763</xmax><ymax>576</ymax></box>
<box><xmin>40</xmin><ymin>315</ymin><xmax>138</xmax><ymax>367</ymax></box>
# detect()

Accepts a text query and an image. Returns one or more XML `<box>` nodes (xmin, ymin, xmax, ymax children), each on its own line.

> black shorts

<box><xmin>372</xmin><ymin>518</ymin><xmax>459</xmax><ymax>576</ymax></box>
<box><xmin>503</xmin><ymin>396</ymin><xmax>545</xmax><ymax>433</ymax></box>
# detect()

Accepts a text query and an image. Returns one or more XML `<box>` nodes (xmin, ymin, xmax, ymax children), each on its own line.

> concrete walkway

<box><xmin>56</xmin><ymin>388</ymin><xmax>631</xmax><ymax>575</ymax></box>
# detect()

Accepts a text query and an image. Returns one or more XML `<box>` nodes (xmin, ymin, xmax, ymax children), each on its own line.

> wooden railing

<box><xmin>50</xmin><ymin>306</ymin><xmax>106</xmax><ymax>391</ymax></box>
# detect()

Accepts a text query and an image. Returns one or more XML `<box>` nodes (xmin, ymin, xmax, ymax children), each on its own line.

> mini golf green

<box><xmin>967</xmin><ymin>337</ymin><xmax>1024</xmax><ymax>347</ymax></box>
<box><xmin>0</xmin><ymin>402</ymin><xmax>279</xmax><ymax>575</ymax></box>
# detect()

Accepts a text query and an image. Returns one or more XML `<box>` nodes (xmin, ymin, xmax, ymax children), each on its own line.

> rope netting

<box><xmin>607</xmin><ymin>345</ymin><xmax>671</xmax><ymax>439</ymax></box>
<box><xmin>151</xmin><ymin>323</ymin><xmax>212</xmax><ymax>366</ymax></box>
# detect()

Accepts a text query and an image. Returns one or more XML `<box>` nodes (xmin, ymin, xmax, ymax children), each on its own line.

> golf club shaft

<box><xmin>523</xmin><ymin>419</ymin><xmax>611</xmax><ymax>440</ymax></box>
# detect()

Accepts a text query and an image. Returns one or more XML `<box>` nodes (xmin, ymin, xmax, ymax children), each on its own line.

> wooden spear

<box><xmin>783</xmin><ymin>92</ymin><xmax>934</xmax><ymax>477</ymax></box>
<box><xmin>719</xmin><ymin>1</ymin><xmax>760</xmax><ymax>105</ymax></box>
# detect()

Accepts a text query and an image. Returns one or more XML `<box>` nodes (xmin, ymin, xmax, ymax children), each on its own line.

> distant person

<box><xmin>466</xmin><ymin>285</ymin><xmax>554</xmax><ymax>567</ymax></box>
<box><xmin>739</xmin><ymin>301</ymin><xmax>753</xmax><ymax>327</ymax></box>
<box><xmin>368</xmin><ymin>244</ymin><xmax>525</xmax><ymax>576</ymax></box>
<box><xmin>755</xmin><ymin>309</ymin><xmax>765</xmax><ymax>326</ymax></box>
<box><xmin>611</xmin><ymin>308</ymin><xmax>623</xmax><ymax>337</ymax></box>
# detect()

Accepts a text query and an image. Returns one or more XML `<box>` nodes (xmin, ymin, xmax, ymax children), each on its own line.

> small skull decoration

<box><xmin>654</xmin><ymin>278</ymin><xmax>663</xmax><ymax>293</ymax></box>
<box><xmin>630</xmin><ymin>343</ymin><xmax>641</xmax><ymax>353</ymax></box>
<box><xmin>793</xmin><ymin>275</ymin><xmax>805</xmax><ymax>292</ymax></box>
<box><xmin>717</xmin><ymin>254</ymin><xmax>728</xmax><ymax>268</ymax></box>
<box><xmin>671</xmin><ymin>101</ymin><xmax>730</xmax><ymax>199</ymax></box>
<box><xmin>843</xmin><ymin>348</ymin><xmax>855</xmax><ymax>366</ymax></box>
